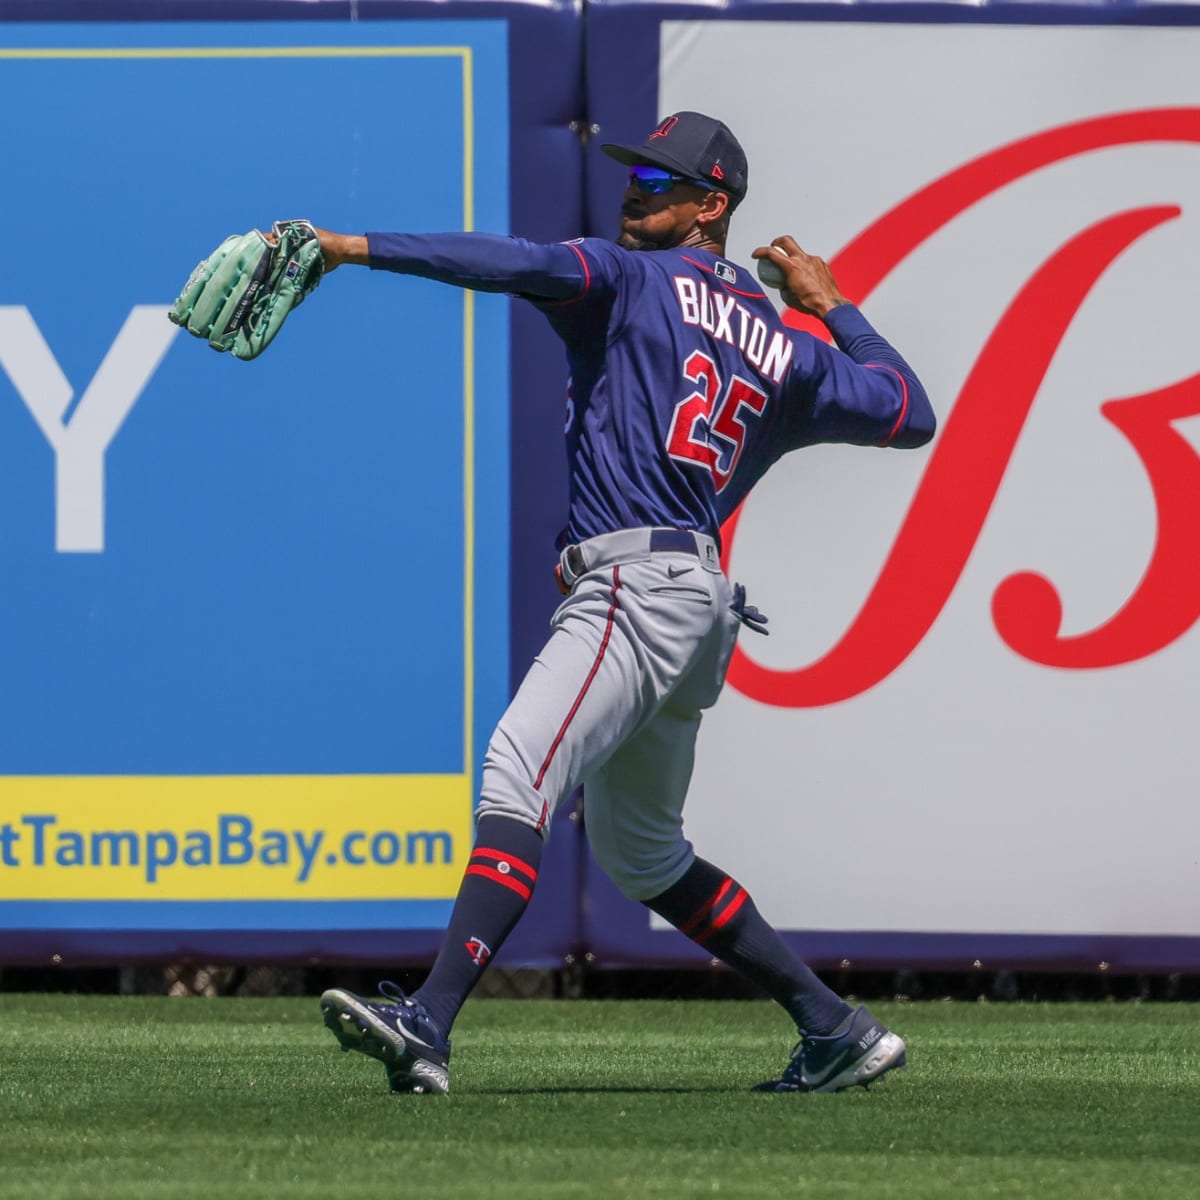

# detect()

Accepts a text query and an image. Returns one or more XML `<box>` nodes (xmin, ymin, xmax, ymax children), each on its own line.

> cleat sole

<box><xmin>815</xmin><ymin>1033</ymin><xmax>907</xmax><ymax>1093</ymax></box>
<box><xmin>320</xmin><ymin>988</ymin><xmax>450</xmax><ymax>1096</ymax></box>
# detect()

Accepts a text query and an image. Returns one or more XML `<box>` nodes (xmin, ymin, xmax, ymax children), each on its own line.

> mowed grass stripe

<box><xmin>0</xmin><ymin>997</ymin><xmax>1197</xmax><ymax>1198</ymax></box>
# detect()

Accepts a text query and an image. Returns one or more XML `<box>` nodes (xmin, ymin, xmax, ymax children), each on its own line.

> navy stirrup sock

<box><xmin>644</xmin><ymin>856</ymin><xmax>852</xmax><ymax>1036</ymax></box>
<box><xmin>413</xmin><ymin>815</ymin><xmax>544</xmax><ymax>1036</ymax></box>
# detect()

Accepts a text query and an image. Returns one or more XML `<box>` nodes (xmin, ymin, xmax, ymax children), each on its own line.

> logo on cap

<box><xmin>712</xmin><ymin>163</ymin><xmax>726</xmax><ymax>180</ymax></box>
<box><xmin>650</xmin><ymin>116</ymin><xmax>679</xmax><ymax>140</ymax></box>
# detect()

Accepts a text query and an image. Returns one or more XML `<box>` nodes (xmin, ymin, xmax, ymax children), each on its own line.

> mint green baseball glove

<box><xmin>168</xmin><ymin>219</ymin><xmax>324</xmax><ymax>360</ymax></box>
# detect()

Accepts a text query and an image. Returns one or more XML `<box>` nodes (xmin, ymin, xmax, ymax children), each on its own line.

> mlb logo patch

<box><xmin>285</xmin><ymin>259</ymin><xmax>301</xmax><ymax>280</ymax></box>
<box><xmin>714</xmin><ymin>261</ymin><xmax>736</xmax><ymax>284</ymax></box>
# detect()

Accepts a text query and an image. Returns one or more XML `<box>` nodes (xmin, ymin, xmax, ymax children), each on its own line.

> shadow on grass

<box><xmin>471</xmin><ymin>1085</ymin><xmax>738</xmax><ymax>1095</ymax></box>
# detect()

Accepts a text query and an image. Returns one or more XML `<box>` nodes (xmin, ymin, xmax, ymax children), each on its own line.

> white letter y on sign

<box><xmin>0</xmin><ymin>306</ymin><xmax>178</xmax><ymax>552</ymax></box>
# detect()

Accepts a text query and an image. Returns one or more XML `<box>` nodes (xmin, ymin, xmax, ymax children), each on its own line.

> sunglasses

<box><xmin>627</xmin><ymin>165</ymin><xmax>714</xmax><ymax>196</ymax></box>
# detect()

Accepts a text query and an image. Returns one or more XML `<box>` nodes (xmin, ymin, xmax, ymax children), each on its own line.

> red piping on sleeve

<box><xmin>565</xmin><ymin>241</ymin><xmax>592</xmax><ymax>297</ymax></box>
<box><xmin>535</xmin><ymin>241</ymin><xmax>592</xmax><ymax>308</ymax></box>
<box><xmin>868</xmin><ymin>363</ymin><xmax>910</xmax><ymax>445</ymax></box>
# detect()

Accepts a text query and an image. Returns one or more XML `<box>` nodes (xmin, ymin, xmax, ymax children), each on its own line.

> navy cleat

<box><xmin>320</xmin><ymin>981</ymin><xmax>451</xmax><ymax>1095</ymax></box>
<box><xmin>754</xmin><ymin>1005</ymin><xmax>906</xmax><ymax>1093</ymax></box>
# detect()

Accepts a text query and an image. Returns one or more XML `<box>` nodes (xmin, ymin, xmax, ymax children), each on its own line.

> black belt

<box><xmin>564</xmin><ymin>528</ymin><xmax>701</xmax><ymax>579</ymax></box>
<box><xmin>648</xmin><ymin>528</ymin><xmax>702</xmax><ymax>555</ymax></box>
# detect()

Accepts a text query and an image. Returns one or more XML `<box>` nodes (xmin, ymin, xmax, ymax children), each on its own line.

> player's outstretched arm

<box><xmin>315</xmin><ymin>230</ymin><xmax>369</xmax><ymax>272</ymax></box>
<box><xmin>312</xmin><ymin>227</ymin><xmax>589</xmax><ymax>301</ymax></box>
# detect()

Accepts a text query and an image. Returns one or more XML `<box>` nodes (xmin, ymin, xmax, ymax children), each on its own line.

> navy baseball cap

<box><xmin>601</xmin><ymin>112</ymin><xmax>749</xmax><ymax>208</ymax></box>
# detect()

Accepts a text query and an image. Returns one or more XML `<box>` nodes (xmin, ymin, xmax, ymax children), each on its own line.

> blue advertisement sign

<box><xmin>0</xmin><ymin>20</ymin><xmax>511</xmax><ymax>934</ymax></box>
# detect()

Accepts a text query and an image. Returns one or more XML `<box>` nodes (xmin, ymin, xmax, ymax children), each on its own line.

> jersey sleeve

<box><xmin>526</xmin><ymin>238</ymin><xmax>628</xmax><ymax>312</ymax></box>
<box><xmin>366</xmin><ymin>231</ymin><xmax>588</xmax><ymax>300</ymax></box>
<box><xmin>783</xmin><ymin>305</ymin><xmax>936</xmax><ymax>449</ymax></box>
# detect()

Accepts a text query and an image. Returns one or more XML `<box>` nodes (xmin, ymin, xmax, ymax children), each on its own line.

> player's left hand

<box><xmin>168</xmin><ymin>219</ymin><xmax>324</xmax><ymax>360</ymax></box>
<box><xmin>752</xmin><ymin>236</ymin><xmax>849</xmax><ymax>320</ymax></box>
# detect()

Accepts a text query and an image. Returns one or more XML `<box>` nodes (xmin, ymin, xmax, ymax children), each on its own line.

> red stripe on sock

<box><xmin>534</xmin><ymin>566</ymin><xmax>622</xmax><ymax>790</ymax></box>
<box><xmin>470</xmin><ymin>846</ymin><xmax>538</xmax><ymax>885</ymax></box>
<box><xmin>711</xmin><ymin>886</ymin><xmax>748</xmax><ymax>930</ymax></box>
<box><xmin>679</xmin><ymin>876</ymin><xmax>734</xmax><ymax>937</ymax></box>
<box><xmin>693</xmin><ymin>894</ymin><xmax>745</xmax><ymax>946</ymax></box>
<box><xmin>464</xmin><ymin>864</ymin><xmax>533</xmax><ymax>901</ymax></box>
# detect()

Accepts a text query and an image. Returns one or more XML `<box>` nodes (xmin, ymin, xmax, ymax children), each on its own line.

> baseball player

<box><xmin>318</xmin><ymin>112</ymin><xmax>935</xmax><ymax>1095</ymax></box>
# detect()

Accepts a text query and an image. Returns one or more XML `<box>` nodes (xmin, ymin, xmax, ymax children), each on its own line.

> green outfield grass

<box><xmin>1</xmin><ymin>994</ymin><xmax>1197</xmax><ymax>1198</ymax></box>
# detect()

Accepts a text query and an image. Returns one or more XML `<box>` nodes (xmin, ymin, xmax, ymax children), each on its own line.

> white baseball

<box><xmin>756</xmin><ymin>255</ymin><xmax>788</xmax><ymax>290</ymax></box>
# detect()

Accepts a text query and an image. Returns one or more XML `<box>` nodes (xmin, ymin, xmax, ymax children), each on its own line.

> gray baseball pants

<box><xmin>477</xmin><ymin>528</ymin><xmax>740</xmax><ymax>900</ymax></box>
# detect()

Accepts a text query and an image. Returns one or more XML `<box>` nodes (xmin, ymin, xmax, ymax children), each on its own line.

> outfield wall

<box><xmin>1</xmin><ymin>0</ymin><xmax>1198</xmax><ymax>974</ymax></box>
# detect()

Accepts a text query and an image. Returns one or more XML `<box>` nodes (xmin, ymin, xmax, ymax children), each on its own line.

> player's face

<box><xmin>617</xmin><ymin>168</ymin><xmax>717</xmax><ymax>252</ymax></box>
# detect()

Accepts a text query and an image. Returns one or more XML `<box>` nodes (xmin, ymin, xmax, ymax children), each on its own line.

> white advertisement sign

<box><xmin>662</xmin><ymin>23</ymin><xmax>1200</xmax><ymax>936</ymax></box>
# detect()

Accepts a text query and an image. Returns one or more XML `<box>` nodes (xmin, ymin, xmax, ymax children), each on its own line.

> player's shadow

<box><xmin>471</xmin><ymin>1085</ymin><xmax>737</xmax><ymax>1095</ymax></box>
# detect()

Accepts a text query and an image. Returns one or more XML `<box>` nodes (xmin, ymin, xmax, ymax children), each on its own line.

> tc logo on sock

<box><xmin>465</xmin><ymin>937</ymin><xmax>492</xmax><ymax>966</ymax></box>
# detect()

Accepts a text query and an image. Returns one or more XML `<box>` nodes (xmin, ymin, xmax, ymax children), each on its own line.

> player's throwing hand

<box><xmin>752</xmin><ymin>236</ymin><xmax>849</xmax><ymax>319</ymax></box>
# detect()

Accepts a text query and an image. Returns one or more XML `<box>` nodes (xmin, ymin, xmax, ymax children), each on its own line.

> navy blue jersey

<box><xmin>367</xmin><ymin>232</ymin><xmax>934</xmax><ymax>548</ymax></box>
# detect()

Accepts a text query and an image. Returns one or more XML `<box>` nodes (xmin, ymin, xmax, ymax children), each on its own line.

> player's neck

<box><xmin>677</xmin><ymin>227</ymin><xmax>725</xmax><ymax>255</ymax></box>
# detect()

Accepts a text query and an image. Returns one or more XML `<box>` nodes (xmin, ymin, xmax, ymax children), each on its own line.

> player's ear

<box><xmin>696</xmin><ymin>189</ymin><xmax>730</xmax><ymax>229</ymax></box>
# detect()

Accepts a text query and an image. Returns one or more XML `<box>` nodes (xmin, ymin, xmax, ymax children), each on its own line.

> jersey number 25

<box><xmin>665</xmin><ymin>349</ymin><xmax>768</xmax><ymax>492</ymax></box>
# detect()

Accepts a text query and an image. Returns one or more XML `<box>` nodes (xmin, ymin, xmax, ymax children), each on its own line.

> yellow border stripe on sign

<box><xmin>460</xmin><ymin>46</ymin><xmax>477</xmax><ymax>788</ymax></box>
<box><xmin>0</xmin><ymin>46</ymin><xmax>473</xmax><ymax>60</ymax></box>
